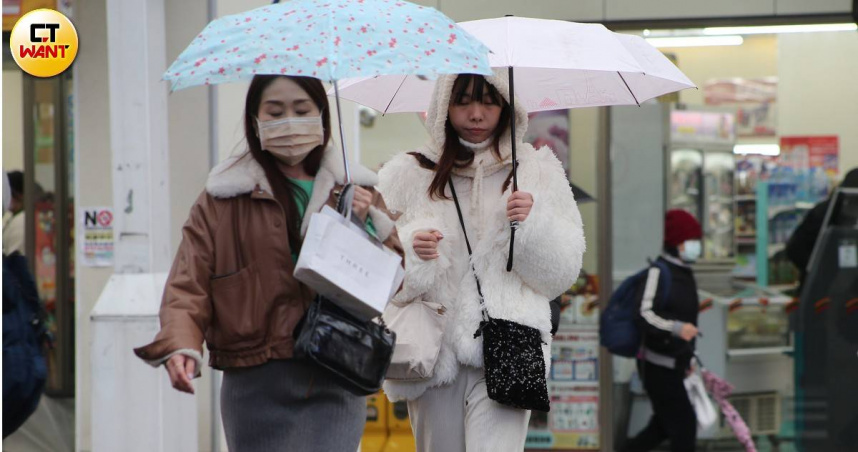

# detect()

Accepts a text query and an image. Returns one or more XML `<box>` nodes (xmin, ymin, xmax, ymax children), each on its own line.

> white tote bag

<box><xmin>684</xmin><ymin>372</ymin><xmax>718</xmax><ymax>433</ymax></box>
<box><xmin>295</xmin><ymin>205</ymin><xmax>404</xmax><ymax>320</ymax></box>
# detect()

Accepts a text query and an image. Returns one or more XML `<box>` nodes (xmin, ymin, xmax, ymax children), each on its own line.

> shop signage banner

<box><xmin>526</xmin><ymin>297</ymin><xmax>601</xmax><ymax>450</ymax></box>
<box><xmin>779</xmin><ymin>135</ymin><xmax>839</xmax><ymax>202</ymax></box>
<box><xmin>670</xmin><ymin>110</ymin><xmax>736</xmax><ymax>145</ymax></box>
<box><xmin>80</xmin><ymin>206</ymin><xmax>114</xmax><ymax>267</ymax></box>
<box><xmin>704</xmin><ymin>77</ymin><xmax>777</xmax><ymax>137</ymax></box>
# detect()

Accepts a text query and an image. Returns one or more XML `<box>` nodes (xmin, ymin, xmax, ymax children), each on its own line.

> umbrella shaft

<box><xmin>332</xmin><ymin>80</ymin><xmax>353</xmax><ymax>184</ymax></box>
<box><xmin>508</xmin><ymin>66</ymin><xmax>518</xmax><ymax>192</ymax></box>
<box><xmin>506</xmin><ymin>66</ymin><xmax>518</xmax><ymax>273</ymax></box>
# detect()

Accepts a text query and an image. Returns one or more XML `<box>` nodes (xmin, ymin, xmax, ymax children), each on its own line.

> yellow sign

<box><xmin>9</xmin><ymin>9</ymin><xmax>78</xmax><ymax>78</ymax></box>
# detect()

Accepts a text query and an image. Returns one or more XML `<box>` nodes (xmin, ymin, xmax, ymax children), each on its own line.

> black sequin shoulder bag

<box><xmin>449</xmin><ymin>180</ymin><xmax>550</xmax><ymax>412</ymax></box>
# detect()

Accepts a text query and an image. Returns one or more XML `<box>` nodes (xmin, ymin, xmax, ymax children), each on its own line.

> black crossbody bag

<box><xmin>448</xmin><ymin>180</ymin><xmax>550</xmax><ymax>412</ymax></box>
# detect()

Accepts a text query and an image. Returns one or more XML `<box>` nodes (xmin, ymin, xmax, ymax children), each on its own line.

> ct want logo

<box><xmin>10</xmin><ymin>9</ymin><xmax>79</xmax><ymax>78</ymax></box>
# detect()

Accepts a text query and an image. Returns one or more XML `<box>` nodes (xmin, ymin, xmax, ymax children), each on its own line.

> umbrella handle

<box><xmin>335</xmin><ymin>183</ymin><xmax>356</xmax><ymax>224</ymax></box>
<box><xmin>506</xmin><ymin>66</ymin><xmax>518</xmax><ymax>272</ymax></box>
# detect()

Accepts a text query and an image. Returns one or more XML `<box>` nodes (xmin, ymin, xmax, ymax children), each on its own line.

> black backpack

<box><xmin>3</xmin><ymin>252</ymin><xmax>48</xmax><ymax>438</ymax></box>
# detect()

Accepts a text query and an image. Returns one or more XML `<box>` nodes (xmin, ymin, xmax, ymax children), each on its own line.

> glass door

<box><xmin>704</xmin><ymin>151</ymin><xmax>735</xmax><ymax>259</ymax></box>
<box><xmin>669</xmin><ymin>148</ymin><xmax>704</xmax><ymax>221</ymax></box>
<box><xmin>23</xmin><ymin>73</ymin><xmax>75</xmax><ymax>396</ymax></box>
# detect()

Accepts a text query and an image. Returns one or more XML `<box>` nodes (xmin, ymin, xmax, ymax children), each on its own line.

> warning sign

<box><xmin>81</xmin><ymin>207</ymin><xmax>114</xmax><ymax>267</ymax></box>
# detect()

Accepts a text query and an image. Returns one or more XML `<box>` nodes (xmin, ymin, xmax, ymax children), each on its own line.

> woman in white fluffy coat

<box><xmin>377</xmin><ymin>69</ymin><xmax>586</xmax><ymax>451</ymax></box>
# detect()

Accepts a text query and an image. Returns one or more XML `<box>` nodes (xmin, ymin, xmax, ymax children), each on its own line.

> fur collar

<box><xmin>206</xmin><ymin>143</ymin><xmax>378</xmax><ymax>198</ymax></box>
<box><xmin>206</xmin><ymin>144</ymin><xmax>383</xmax><ymax>237</ymax></box>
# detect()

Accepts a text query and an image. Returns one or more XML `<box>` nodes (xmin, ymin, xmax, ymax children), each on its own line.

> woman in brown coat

<box><xmin>134</xmin><ymin>75</ymin><xmax>402</xmax><ymax>451</ymax></box>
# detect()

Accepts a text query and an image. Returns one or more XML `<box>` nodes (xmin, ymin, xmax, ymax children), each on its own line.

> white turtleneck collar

<box><xmin>459</xmin><ymin>136</ymin><xmax>493</xmax><ymax>151</ymax></box>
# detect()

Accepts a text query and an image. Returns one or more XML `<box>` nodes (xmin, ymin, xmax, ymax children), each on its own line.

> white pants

<box><xmin>407</xmin><ymin>366</ymin><xmax>531</xmax><ymax>452</ymax></box>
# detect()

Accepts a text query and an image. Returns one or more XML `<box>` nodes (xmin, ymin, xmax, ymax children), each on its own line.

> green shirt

<box><xmin>289</xmin><ymin>178</ymin><xmax>377</xmax><ymax>262</ymax></box>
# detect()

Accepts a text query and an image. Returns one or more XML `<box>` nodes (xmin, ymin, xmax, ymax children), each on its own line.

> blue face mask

<box><xmin>679</xmin><ymin>240</ymin><xmax>702</xmax><ymax>262</ymax></box>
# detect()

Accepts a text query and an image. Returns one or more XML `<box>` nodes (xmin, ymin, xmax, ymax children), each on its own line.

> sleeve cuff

<box><xmin>368</xmin><ymin>205</ymin><xmax>395</xmax><ymax>242</ymax></box>
<box><xmin>143</xmin><ymin>348</ymin><xmax>204</xmax><ymax>379</ymax></box>
<box><xmin>671</xmin><ymin>322</ymin><xmax>684</xmax><ymax>338</ymax></box>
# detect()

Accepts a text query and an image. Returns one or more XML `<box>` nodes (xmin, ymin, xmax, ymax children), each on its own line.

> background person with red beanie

<box><xmin>623</xmin><ymin>209</ymin><xmax>702</xmax><ymax>452</ymax></box>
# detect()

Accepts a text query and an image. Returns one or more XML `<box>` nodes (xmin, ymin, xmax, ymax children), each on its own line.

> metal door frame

<box><xmin>22</xmin><ymin>72</ymin><xmax>75</xmax><ymax>397</ymax></box>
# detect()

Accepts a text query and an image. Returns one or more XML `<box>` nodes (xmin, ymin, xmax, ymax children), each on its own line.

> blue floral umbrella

<box><xmin>164</xmin><ymin>0</ymin><xmax>491</xmax><ymax>182</ymax></box>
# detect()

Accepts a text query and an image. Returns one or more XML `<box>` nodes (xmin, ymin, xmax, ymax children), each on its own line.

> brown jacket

<box><xmin>134</xmin><ymin>146</ymin><xmax>403</xmax><ymax>370</ymax></box>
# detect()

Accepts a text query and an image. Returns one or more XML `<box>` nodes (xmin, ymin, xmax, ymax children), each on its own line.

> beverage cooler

<box><xmin>668</xmin><ymin>109</ymin><xmax>737</xmax><ymax>261</ymax></box>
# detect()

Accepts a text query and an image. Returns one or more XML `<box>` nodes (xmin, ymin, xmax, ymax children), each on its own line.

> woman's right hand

<box><xmin>166</xmin><ymin>354</ymin><xmax>197</xmax><ymax>395</ymax></box>
<box><xmin>412</xmin><ymin>230</ymin><xmax>444</xmax><ymax>260</ymax></box>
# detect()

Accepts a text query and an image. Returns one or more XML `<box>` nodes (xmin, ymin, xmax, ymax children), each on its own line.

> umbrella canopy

<box><xmin>162</xmin><ymin>0</ymin><xmax>492</xmax><ymax>187</ymax></box>
<box><xmin>332</xmin><ymin>17</ymin><xmax>696</xmax><ymax>114</ymax></box>
<box><xmin>163</xmin><ymin>0</ymin><xmax>492</xmax><ymax>92</ymax></box>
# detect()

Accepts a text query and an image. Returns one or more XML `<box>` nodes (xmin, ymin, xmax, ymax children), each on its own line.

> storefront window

<box><xmin>24</xmin><ymin>74</ymin><xmax>75</xmax><ymax>396</ymax></box>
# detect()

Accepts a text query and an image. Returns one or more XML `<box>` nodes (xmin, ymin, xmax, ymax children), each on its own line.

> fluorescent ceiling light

<box><xmin>704</xmin><ymin>23</ymin><xmax>857</xmax><ymax>36</ymax></box>
<box><xmin>733</xmin><ymin>144</ymin><xmax>780</xmax><ymax>156</ymax></box>
<box><xmin>646</xmin><ymin>36</ymin><xmax>744</xmax><ymax>48</ymax></box>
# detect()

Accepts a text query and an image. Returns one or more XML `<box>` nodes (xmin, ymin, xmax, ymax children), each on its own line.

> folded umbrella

<box><xmin>701</xmin><ymin>368</ymin><xmax>758</xmax><ymax>452</ymax></box>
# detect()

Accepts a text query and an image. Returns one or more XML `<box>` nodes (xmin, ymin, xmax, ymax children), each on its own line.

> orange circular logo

<box><xmin>10</xmin><ymin>9</ymin><xmax>79</xmax><ymax>78</ymax></box>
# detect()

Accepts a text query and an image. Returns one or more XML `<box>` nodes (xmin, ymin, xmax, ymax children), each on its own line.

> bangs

<box><xmin>451</xmin><ymin>74</ymin><xmax>502</xmax><ymax>105</ymax></box>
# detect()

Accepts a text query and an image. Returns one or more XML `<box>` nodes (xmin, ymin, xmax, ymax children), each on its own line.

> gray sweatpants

<box><xmin>407</xmin><ymin>366</ymin><xmax>531</xmax><ymax>452</ymax></box>
<box><xmin>220</xmin><ymin>359</ymin><xmax>365</xmax><ymax>452</ymax></box>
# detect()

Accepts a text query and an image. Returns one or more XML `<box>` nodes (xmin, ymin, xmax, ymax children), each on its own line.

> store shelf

<box><xmin>735</xmin><ymin>195</ymin><xmax>757</xmax><ymax>202</ymax></box>
<box><xmin>710</xmin><ymin>196</ymin><xmax>734</xmax><ymax>204</ymax></box>
<box><xmin>727</xmin><ymin>346</ymin><xmax>794</xmax><ymax>358</ymax></box>
<box><xmin>767</xmin><ymin>284</ymin><xmax>798</xmax><ymax>293</ymax></box>
<box><xmin>768</xmin><ymin>206</ymin><xmax>802</xmax><ymax>218</ymax></box>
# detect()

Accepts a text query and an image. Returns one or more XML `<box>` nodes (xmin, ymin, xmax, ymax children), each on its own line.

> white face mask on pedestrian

<box><xmin>679</xmin><ymin>240</ymin><xmax>702</xmax><ymax>262</ymax></box>
<box><xmin>256</xmin><ymin>114</ymin><xmax>324</xmax><ymax>165</ymax></box>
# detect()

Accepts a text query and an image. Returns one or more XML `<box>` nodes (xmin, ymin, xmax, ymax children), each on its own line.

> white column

<box><xmin>107</xmin><ymin>0</ymin><xmax>171</xmax><ymax>274</ymax></box>
<box><xmin>91</xmin><ymin>1</ymin><xmax>197</xmax><ymax>451</ymax></box>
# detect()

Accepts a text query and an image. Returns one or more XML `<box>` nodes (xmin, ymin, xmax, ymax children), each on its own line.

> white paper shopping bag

<box><xmin>295</xmin><ymin>205</ymin><xmax>403</xmax><ymax>320</ymax></box>
<box><xmin>684</xmin><ymin>372</ymin><xmax>718</xmax><ymax>433</ymax></box>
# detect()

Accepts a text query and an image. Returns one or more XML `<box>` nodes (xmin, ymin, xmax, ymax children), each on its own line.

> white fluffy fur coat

<box><xmin>378</xmin><ymin>69</ymin><xmax>586</xmax><ymax>401</ymax></box>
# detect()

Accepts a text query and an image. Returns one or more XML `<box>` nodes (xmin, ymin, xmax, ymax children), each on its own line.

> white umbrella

<box><xmin>335</xmin><ymin>17</ymin><xmax>696</xmax><ymax>270</ymax></box>
<box><xmin>333</xmin><ymin>18</ymin><xmax>696</xmax><ymax>114</ymax></box>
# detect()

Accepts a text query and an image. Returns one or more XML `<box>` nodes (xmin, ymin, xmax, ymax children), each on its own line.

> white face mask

<box><xmin>679</xmin><ymin>240</ymin><xmax>702</xmax><ymax>262</ymax></box>
<box><xmin>256</xmin><ymin>114</ymin><xmax>324</xmax><ymax>165</ymax></box>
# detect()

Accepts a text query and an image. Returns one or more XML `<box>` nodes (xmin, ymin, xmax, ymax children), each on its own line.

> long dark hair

<box><xmin>242</xmin><ymin>75</ymin><xmax>332</xmax><ymax>253</ymax></box>
<box><xmin>428</xmin><ymin>74</ymin><xmax>511</xmax><ymax>200</ymax></box>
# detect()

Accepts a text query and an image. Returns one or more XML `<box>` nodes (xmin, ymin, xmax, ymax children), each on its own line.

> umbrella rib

<box><xmin>618</xmin><ymin>72</ymin><xmax>640</xmax><ymax>107</ymax></box>
<box><xmin>382</xmin><ymin>75</ymin><xmax>409</xmax><ymax>116</ymax></box>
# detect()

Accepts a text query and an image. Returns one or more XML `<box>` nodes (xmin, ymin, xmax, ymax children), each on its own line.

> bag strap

<box><xmin>653</xmin><ymin>260</ymin><xmax>672</xmax><ymax>304</ymax></box>
<box><xmin>448</xmin><ymin>179</ymin><xmax>490</xmax><ymax>325</ymax></box>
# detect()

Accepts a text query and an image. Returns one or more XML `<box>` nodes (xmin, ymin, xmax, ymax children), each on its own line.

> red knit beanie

<box><xmin>664</xmin><ymin>209</ymin><xmax>703</xmax><ymax>248</ymax></box>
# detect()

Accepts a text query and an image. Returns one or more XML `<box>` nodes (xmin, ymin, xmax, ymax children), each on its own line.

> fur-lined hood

<box><xmin>421</xmin><ymin>68</ymin><xmax>531</xmax><ymax>165</ymax></box>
